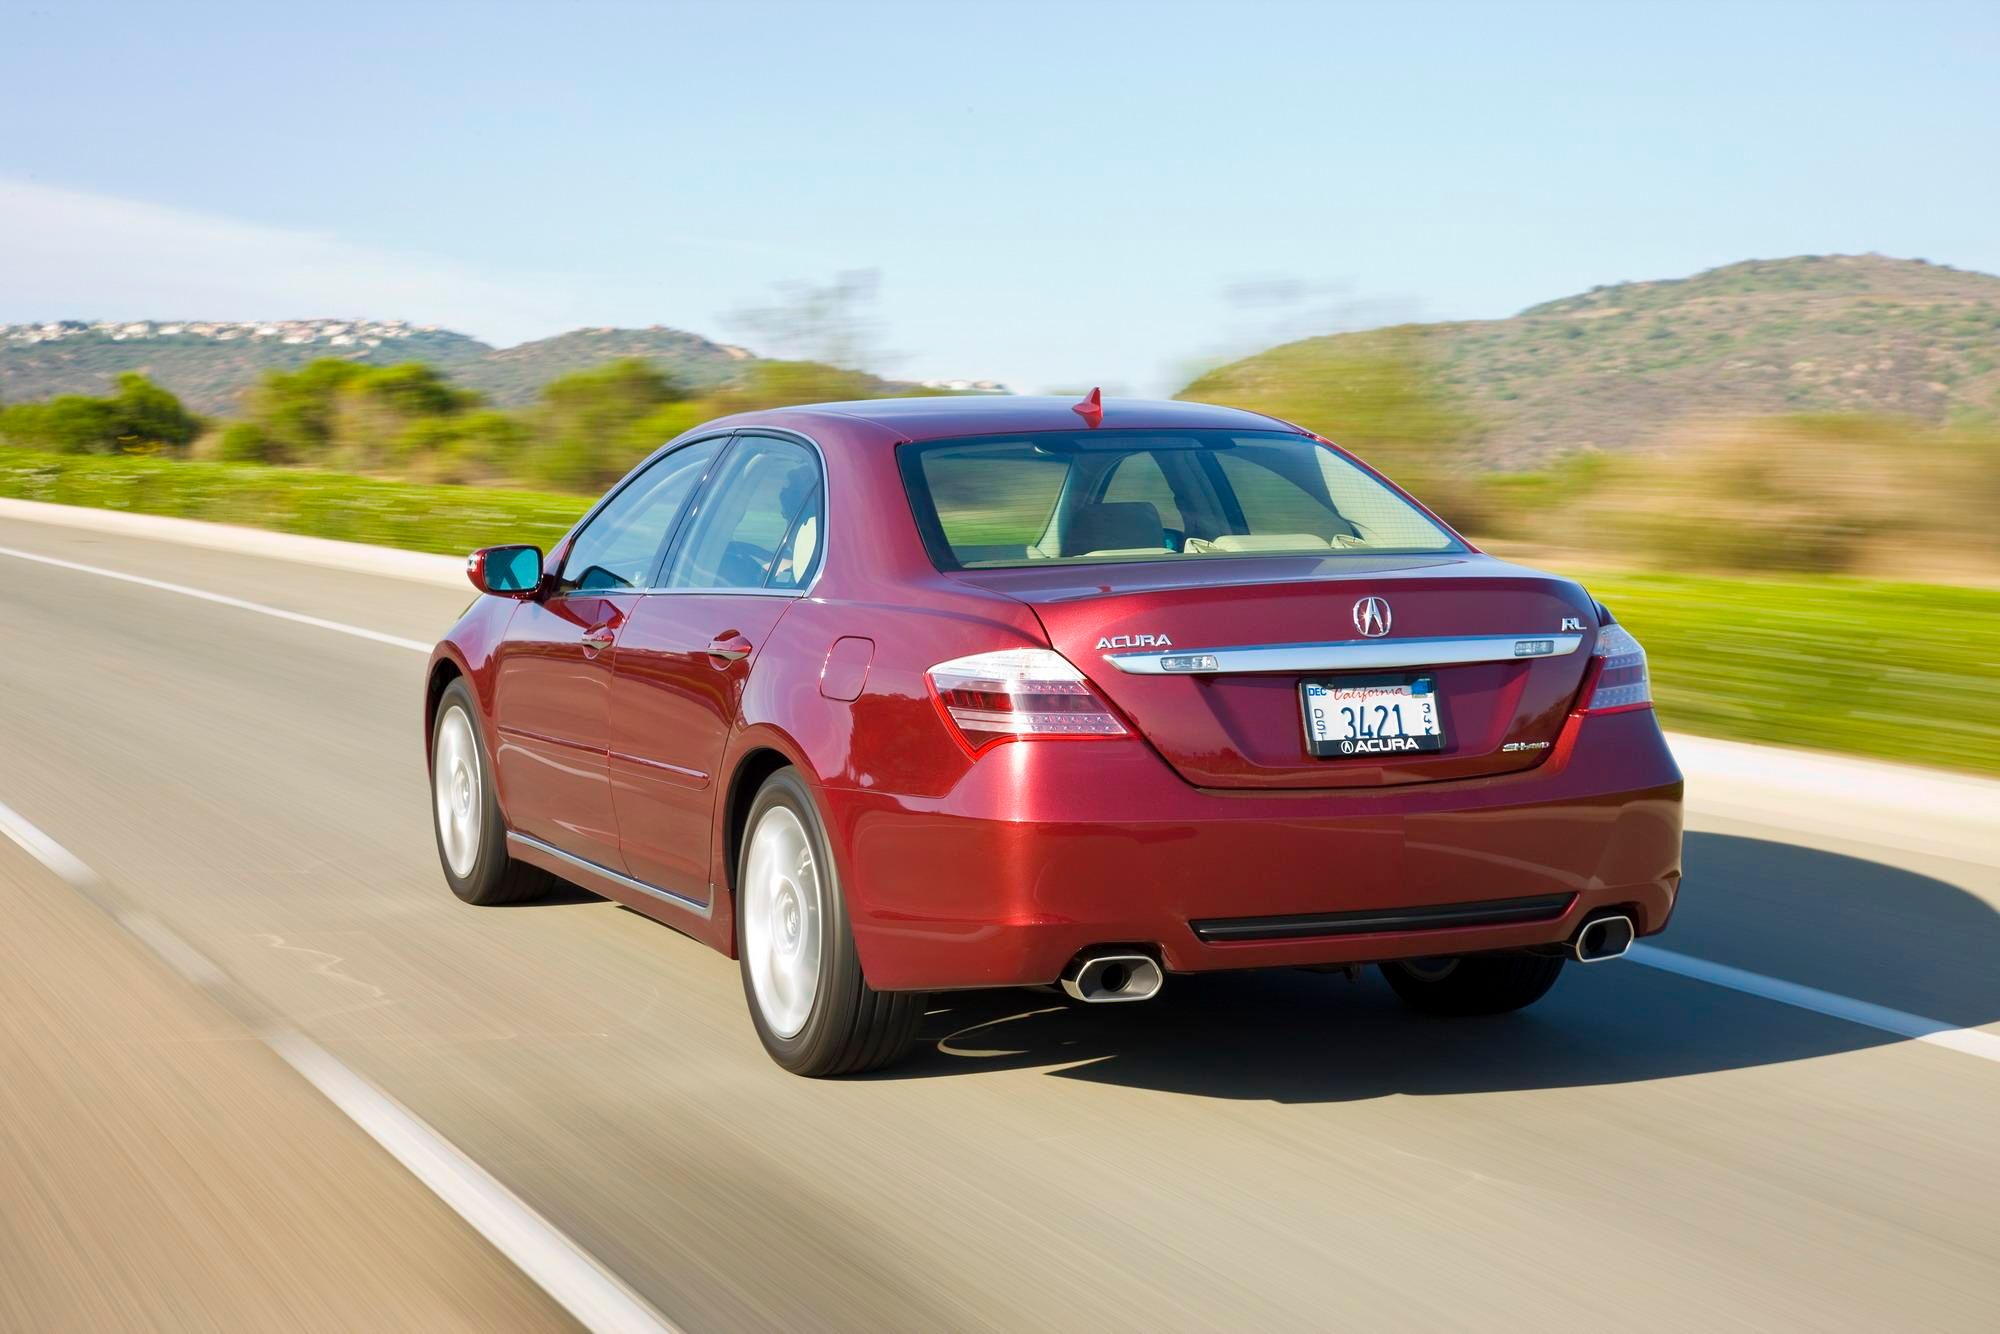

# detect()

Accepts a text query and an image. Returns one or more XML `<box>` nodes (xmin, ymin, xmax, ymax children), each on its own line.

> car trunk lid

<box><xmin>953</xmin><ymin>553</ymin><xmax>1598</xmax><ymax>789</ymax></box>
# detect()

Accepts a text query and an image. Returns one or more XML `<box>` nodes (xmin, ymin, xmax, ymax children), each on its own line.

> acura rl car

<box><xmin>425</xmin><ymin>392</ymin><xmax>1683</xmax><ymax>1076</ymax></box>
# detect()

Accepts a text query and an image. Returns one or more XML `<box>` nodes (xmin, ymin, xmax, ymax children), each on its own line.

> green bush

<box><xmin>518</xmin><ymin>359</ymin><xmax>693</xmax><ymax>490</ymax></box>
<box><xmin>213</xmin><ymin>420</ymin><xmax>275</xmax><ymax>463</ymax></box>
<box><xmin>0</xmin><ymin>373</ymin><xmax>199</xmax><ymax>454</ymax></box>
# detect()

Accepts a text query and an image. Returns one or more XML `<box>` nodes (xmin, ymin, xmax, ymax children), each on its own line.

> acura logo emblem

<box><xmin>1353</xmin><ymin>596</ymin><xmax>1391</xmax><ymax>638</ymax></box>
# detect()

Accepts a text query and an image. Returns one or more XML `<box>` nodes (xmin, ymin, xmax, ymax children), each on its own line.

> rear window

<box><xmin>899</xmin><ymin>429</ymin><xmax>1462</xmax><ymax>569</ymax></box>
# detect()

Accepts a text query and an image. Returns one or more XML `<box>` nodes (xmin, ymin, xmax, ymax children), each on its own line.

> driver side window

<box><xmin>665</xmin><ymin>435</ymin><xmax>824</xmax><ymax>591</ymax></box>
<box><xmin>558</xmin><ymin>437</ymin><xmax>723</xmax><ymax>592</ymax></box>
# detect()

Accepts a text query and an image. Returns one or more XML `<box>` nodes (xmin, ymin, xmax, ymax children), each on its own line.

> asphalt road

<box><xmin>2</xmin><ymin>517</ymin><xmax>1996</xmax><ymax>1332</ymax></box>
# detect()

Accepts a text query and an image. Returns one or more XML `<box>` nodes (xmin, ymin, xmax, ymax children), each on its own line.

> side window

<box><xmin>665</xmin><ymin>435</ymin><xmax>824</xmax><ymax>591</ymax></box>
<box><xmin>1101</xmin><ymin>451</ymin><xmax>1186</xmax><ymax>533</ymax></box>
<box><xmin>558</xmin><ymin>437</ymin><xmax>722</xmax><ymax>592</ymax></box>
<box><xmin>766</xmin><ymin>483</ymin><xmax>823</xmax><ymax>590</ymax></box>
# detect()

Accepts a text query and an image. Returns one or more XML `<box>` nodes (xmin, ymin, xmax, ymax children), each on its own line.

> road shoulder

<box><xmin>0</xmin><ymin>843</ymin><xmax>574</xmax><ymax>1332</ymax></box>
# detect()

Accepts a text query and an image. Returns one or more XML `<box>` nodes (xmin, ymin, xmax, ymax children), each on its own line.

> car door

<box><xmin>491</xmin><ymin>435</ymin><xmax>725</xmax><ymax>871</ymax></box>
<box><xmin>608</xmin><ymin>432</ymin><xmax>827</xmax><ymax>903</ymax></box>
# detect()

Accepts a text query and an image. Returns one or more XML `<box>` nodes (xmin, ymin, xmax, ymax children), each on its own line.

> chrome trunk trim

<box><xmin>1102</xmin><ymin>633</ymin><xmax>1583</xmax><ymax>675</ymax></box>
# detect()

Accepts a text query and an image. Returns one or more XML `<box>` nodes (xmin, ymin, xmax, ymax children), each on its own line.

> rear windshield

<box><xmin>898</xmin><ymin>429</ymin><xmax>1462</xmax><ymax>569</ymax></box>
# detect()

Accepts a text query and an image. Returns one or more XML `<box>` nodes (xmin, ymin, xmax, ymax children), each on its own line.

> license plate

<box><xmin>1300</xmin><ymin>675</ymin><xmax>1446</xmax><ymax>757</ymax></box>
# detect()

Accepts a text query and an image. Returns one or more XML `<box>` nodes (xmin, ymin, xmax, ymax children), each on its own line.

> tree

<box><xmin>0</xmin><ymin>374</ymin><xmax>197</xmax><ymax>454</ymax></box>
<box><xmin>109</xmin><ymin>373</ymin><xmax>199</xmax><ymax>451</ymax></box>
<box><xmin>714</xmin><ymin>360</ymin><xmax>882</xmax><ymax>412</ymax></box>
<box><xmin>0</xmin><ymin>396</ymin><xmax>112</xmax><ymax>452</ymax></box>
<box><xmin>245</xmin><ymin>359</ymin><xmax>371</xmax><ymax>463</ymax></box>
<box><xmin>730</xmin><ymin>270</ymin><xmax>885</xmax><ymax>370</ymax></box>
<box><xmin>239</xmin><ymin>359</ymin><xmax>480</xmax><ymax>471</ymax></box>
<box><xmin>329</xmin><ymin>363</ymin><xmax>482</xmax><ymax>472</ymax></box>
<box><xmin>528</xmin><ymin>359</ymin><xmax>688</xmax><ymax>490</ymax></box>
<box><xmin>392</xmin><ymin>410</ymin><xmax>535</xmax><ymax>485</ymax></box>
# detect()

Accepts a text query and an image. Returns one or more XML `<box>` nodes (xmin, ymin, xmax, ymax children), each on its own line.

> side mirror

<box><xmin>467</xmin><ymin>545</ymin><xmax>543</xmax><ymax>597</ymax></box>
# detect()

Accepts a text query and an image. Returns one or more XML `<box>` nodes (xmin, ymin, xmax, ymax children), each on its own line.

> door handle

<box><xmin>705</xmin><ymin>632</ymin><xmax>752</xmax><ymax>664</ymax></box>
<box><xmin>582</xmin><ymin>626</ymin><xmax>617</xmax><ymax>652</ymax></box>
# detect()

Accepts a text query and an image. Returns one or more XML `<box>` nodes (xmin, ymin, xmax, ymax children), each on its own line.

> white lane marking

<box><xmin>0</xmin><ymin>544</ymin><xmax>431</xmax><ymax>653</ymax></box>
<box><xmin>0</xmin><ymin>796</ymin><xmax>680</xmax><ymax>1334</ymax></box>
<box><xmin>0</xmin><ymin>796</ymin><xmax>100</xmax><ymax>886</ymax></box>
<box><xmin>263</xmin><ymin>1030</ymin><xmax>677</xmax><ymax>1334</ymax></box>
<box><xmin>120</xmin><ymin>909</ymin><xmax>231</xmax><ymax>987</ymax></box>
<box><xmin>1629</xmin><ymin>944</ymin><xmax>2000</xmax><ymax>1064</ymax></box>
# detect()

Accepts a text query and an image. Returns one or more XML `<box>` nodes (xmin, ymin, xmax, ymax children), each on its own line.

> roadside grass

<box><xmin>1578</xmin><ymin>571</ymin><xmax>2000</xmax><ymax>776</ymax></box>
<box><xmin>4</xmin><ymin>450</ymin><xmax>1996</xmax><ymax>775</ymax></box>
<box><xmin>0</xmin><ymin>450</ymin><xmax>589</xmax><ymax>556</ymax></box>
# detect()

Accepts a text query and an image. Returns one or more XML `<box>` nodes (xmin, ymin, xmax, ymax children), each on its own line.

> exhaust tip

<box><xmin>1573</xmin><ymin>914</ymin><xmax>1636</xmax><ymax>963</ymax></box>
<box><xmin>1060</xmin><ymin>953</ymin><xmax>1164</xmax><ymax>1003</ymax></box>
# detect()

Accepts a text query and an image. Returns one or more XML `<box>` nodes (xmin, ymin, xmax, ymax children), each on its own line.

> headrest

<box><xmin>1062</xmin><ymin>501</ymin><xmax>1165</xmax><ymax>555</ymax></box>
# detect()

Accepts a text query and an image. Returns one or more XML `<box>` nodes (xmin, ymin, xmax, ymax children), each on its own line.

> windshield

<box><xmin>899</xmin><ymin>429</ymin><xmax>1463</xmax><ymax>570</ymax></box>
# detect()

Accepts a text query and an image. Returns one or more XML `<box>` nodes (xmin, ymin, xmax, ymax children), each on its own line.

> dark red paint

<box><xmin>427</xmin><ymin>395</ymin><xmax>1683</xmax><ymax>989</ymax></box>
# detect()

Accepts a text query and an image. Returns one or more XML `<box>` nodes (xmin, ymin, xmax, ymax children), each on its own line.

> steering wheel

<box><xmin>717</xmin><ymin>540</ymin><xmax>772</xmax><ymax>588</ymax></box>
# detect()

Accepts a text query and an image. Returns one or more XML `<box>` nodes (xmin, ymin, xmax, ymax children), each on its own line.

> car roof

<box><xmin>734</xmin><ymin>394</ymin><xmax>1302</xmax><ymax>441</ymax></box>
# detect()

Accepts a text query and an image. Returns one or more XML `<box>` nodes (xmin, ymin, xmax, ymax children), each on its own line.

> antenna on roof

<box><xmin>1071</xmin><ymin>387</ymin><xmax>1103</xmax><ymax>428</ymax></box>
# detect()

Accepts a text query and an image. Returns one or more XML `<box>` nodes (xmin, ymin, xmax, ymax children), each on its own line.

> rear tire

<box><xmin>430</xmin><ymin>679</ymin><xmax>551</xmax><ymax>906</ymax></box>
<box><xmin>737</xmin><ymin>768</ymin><xmax>924</xmax><ymax>1076</ymax></box>
<box><xmin>1380</xmin><ymin>952</ymin><xmax>1565</xmax><ymax>1016</ymax></box>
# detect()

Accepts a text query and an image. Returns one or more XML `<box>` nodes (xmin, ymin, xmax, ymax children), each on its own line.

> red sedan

<box><xmin>425</xmin><ymin>393</ymin><xmax>1683</xmax><ymax>1075</ymax></box>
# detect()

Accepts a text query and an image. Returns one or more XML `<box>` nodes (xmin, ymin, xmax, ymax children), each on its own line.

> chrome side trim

<box><xmin>506</xmin><ymin>832</ymin><xmax>713</xmax><ymax>919</ymax></box>
<box><xmin>1103</xmin><ymin>632</ymin><xmax>1584</xmax><ymax>675</ymax></box>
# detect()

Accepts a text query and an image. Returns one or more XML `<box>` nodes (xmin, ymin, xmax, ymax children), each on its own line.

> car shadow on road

<box><xmin>886</xmin><ymin>832</ymin><xmax>2000</xmax><ymax>1101</ymax></box>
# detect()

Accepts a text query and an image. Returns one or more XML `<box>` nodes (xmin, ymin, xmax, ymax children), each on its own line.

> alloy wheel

<box><xmin>742</xmin><ymin>805</ymin><xmax>824</xmax><ymax>1039</ymax></box>
<box><xmin>433</xmin><ymin>705</ymin><xmax>482</xmax><ymax>879</ymax></box>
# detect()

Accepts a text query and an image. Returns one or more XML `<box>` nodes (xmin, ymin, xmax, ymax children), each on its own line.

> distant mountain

<box><xmin>1186</xmin><ymin>255</ymin><xmax>2000</xmax><ymax>464</ymax></box>
<box><xmin>0</xmin><ymin>319</ymin><xmax>756</xmax><ymax>414</ymax></box>
<box><xmin>458</xmin><ymin>327</ymin><xmax>754</xmax><ymax>406</ymax></box>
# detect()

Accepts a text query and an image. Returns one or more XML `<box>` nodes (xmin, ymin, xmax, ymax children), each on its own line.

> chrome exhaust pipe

<box><xmin>1060</xmin><ymin>952</ymin><xmax>1164</xmax><ymax>1003</ymax></box>
<box><xmin>1571</xmin><ymin>914</ymin><xmax>1636</xmax><ymax>963</ymax></box>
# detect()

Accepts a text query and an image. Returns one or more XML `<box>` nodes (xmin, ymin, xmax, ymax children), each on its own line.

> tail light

<box><xmin>1583</xmin><ymin>621</ymin><xmax>1653</xmax><ymax>713</ymax></box>
<box><xmin>927</xmin><ymin>648</ymin><xmax>1129</xmax><ymax>753</ymax></box>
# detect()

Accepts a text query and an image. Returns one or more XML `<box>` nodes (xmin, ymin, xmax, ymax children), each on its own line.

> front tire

<box><xmin>737</xmin><ymin>769</ymin><xmax>924</xmax><ymax>1076</ymax></box>
<box><xmin>1380</xmin><ymin>952</ymin><xmax>1565</xmax><ymax>1016</ymax></box>
<box><xmin>430</xmin><ymin>679</ymin><xmax>550</xmax><ymax>906</ymax></box>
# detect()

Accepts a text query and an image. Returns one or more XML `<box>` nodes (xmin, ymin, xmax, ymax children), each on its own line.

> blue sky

<box><xmin>3</xmin><ymin>0</ymin><xmax>1996</xmax><ymax>393</ymax></box>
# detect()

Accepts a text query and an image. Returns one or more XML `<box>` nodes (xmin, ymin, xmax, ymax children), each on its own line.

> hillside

<box><xmin>1186</xmin><ymin>255</ymin><xmax>2000</xmax><ymax>464</ymax></box>
<box><xmin>0</xmin><ymin>322</ymin><xmax>492</xmax><ymax>415</ymax></box>
<box><xmin>0</xmin><ymin>319</ymin><xmax>755</xmax><ymax>414</ymax></box>
<box><xmin>458</xmin><ymin>327</ymin><xmax>753</xmax><ymax>406</ymax></box>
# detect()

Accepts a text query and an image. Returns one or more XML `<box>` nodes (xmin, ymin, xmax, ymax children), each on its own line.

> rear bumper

<box><xmin>826</xmin><ymin>708</ymin><xmax>1684</xmax><ymax>992</ymax></box>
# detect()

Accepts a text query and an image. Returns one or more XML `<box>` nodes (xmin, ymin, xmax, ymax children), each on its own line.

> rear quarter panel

<box><xmin>716</xmin><ymin>586</ymin><xmax>1048</xmax><ymax>945</ymax></box>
